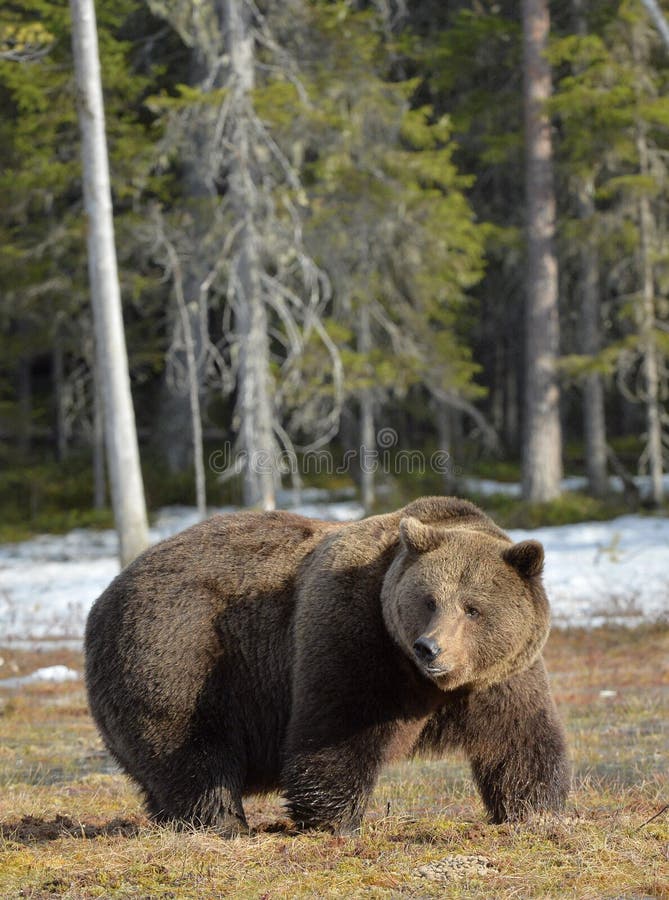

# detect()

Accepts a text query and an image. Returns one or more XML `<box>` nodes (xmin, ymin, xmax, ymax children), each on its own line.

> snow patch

<box><xmin>463</xmin><ymin>472</ymin><xmax>669</xmax><ymax>499</ymax></box>
<box><xmin>509</xmin><ymin>515</ymin><xmax>669</xmax><ymax>627</ymax></box>
<box><xmin>0</xmin><ymin>665</ymin><xmax>81</xmax><ymax>689</ymax></box>
<box><xmin>0</xmin><ymin>503</ymin><xmax>667</xmax><ymax>646</ymax></box>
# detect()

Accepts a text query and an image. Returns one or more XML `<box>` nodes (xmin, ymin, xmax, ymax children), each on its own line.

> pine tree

<box><xmin>0</xmin><ymin>0</ymin><xmax>169</xmax><ymax>486</ymax></box>
<box><xmin>551</xmin><ymin>0</ymin><xmax>669</xmax><ymax>504</ymax></box>
<box><xmin>411</xmin><ymin>2</ymin><xmax>526</xmax><ymax>456</ymax></box>
<box><xmin>145</xmin><ymin>0</ymin><xmax>343</xmax><ymax>506</ymax></box>
<box><xmin>305</xmin><ymin>2</ymin><xmax>487</xmax><ymax>503</ymax></box>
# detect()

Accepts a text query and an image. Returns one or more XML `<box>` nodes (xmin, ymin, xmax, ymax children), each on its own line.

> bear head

<box><xmin>380</xmin><ymin>509</ymin><xmax>550</xmax><ymax>692</ymax></box>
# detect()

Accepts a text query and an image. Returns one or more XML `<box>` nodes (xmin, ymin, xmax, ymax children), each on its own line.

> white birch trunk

<box><xmin>224</xmin><ymin>0</ymin><xmax>276</xmax><ymax>510</ymax></box>
<box><xmin>70</xmin><ymin>0</ymin><xmax>149</xmax><ymax>565</ymax></box>
<box><xmin>521</xmin><ymin>0</ymin><xmax>564</xmax><ymax>502</ymax></box>
<box><xmin>358</xmin><ymin>303</ymin><xmax>375</xmax><ymax>513</ymax></box>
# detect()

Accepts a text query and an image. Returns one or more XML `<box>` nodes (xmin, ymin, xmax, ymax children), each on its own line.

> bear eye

<box><xmin>425</xmin><ymin>597</ymin><xmax>437</xmax><ymax>613</ymax></box>
<box><xmin>465</xmin><ymin>605</ymin><xmax>480</xmax><ymax>620</ymax></box>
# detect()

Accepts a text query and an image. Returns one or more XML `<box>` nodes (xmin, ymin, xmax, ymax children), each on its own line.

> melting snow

<box><xmin>0</xmin><ymin>496</ymin><xmax>666</xmax><ymax>646</ymax></box>
<box><xmin>0</xmin><ymin>665</ymin><xmax>81</xmax><ymax>689</ymax></box>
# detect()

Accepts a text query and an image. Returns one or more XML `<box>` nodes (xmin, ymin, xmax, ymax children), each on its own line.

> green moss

<box><xmin>0</xmin><ymin>440</ymin><xmax>662</xmax><ymax>542</ymax></box>
<box><xmin>472</xmin><ymin>491</ymin><xmax>634</xmax><ymax>529</ymax></box>
<box><xmin>0</xmin><ymin>456</ymin><xmax>114</xmax><ymax>541</ymax></box>
<box><xmin>459</xmin><ymin>456</ymin><xmax>522</xmax><ymax>483</ymax></box>
<box><xmin>0</xmin><ymin>444</ymin><xmax>241</xmax><ymax>541</ymax></box>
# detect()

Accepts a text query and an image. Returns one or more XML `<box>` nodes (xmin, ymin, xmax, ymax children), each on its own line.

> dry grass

<box><xmin>1</xmin><ymin>627</ymin><xmax>667</xmax><ymax>899</ymax></box>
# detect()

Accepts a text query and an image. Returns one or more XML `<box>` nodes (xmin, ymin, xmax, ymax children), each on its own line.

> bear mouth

<box><xmin>420</xmin><ymin>663</ymin><xmax>452</xmax><ymax>680</ymax></box>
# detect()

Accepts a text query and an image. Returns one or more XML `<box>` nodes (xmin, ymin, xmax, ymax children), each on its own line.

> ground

<box><xmin>0</xmin><ymin>626</ymin><xmax>667</xmax><ymax>899</ymax></box>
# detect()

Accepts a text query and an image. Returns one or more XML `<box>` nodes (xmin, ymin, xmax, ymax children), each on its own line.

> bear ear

<box><xmin>503</xmin><ymin>540</ymin><xmax>544</xmax><ymax>578</ymax></box>
<box><xmin>399</xmin><ymin>517</ymin><xmax>444</xmax><ymax>554</ymax></box>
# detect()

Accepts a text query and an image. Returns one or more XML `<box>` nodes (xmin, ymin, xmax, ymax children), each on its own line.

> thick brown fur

<box><xmin>85</xmin><ymin>497</ymin><xmax>569</xmax><ymax>835</ymax></box>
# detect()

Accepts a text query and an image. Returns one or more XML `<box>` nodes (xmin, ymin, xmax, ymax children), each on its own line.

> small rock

<box><xmin>415</xmin><ymin>854</ymin><xmax>499</xmax><ymax>882</ymax></box>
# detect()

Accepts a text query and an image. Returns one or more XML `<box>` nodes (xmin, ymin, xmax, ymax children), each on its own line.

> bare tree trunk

<box><xmin>577</xmin><ymin>179</ymin><xmax>608</xmax><ymax>497</ymax></box>
<box><xmin>434</xmin><ymin>398</ymin><xmax>455</xmax><ymax>494</ymax></box>
<box><xmin>521</xmin><ymin>0</ymin><xmax>563</xmax><ymax>502</ymax></box>
<box><xmin>70</xmin><ymin>0</ymin><xmax>149</xmax><ymax>565</ymax></box>
<box><xmin>235</xmin><ymin>233</ymin><xmax>277</xmax><ymax>510</ymax></box>
<box><xmin>636</xmin><ymin>127</ymin><xmax>664</xmax><ymax>507</ymax></box>
<box><xmin>224</xmin><ymin>0</ymin><xmax>276</xmax><ymax>510</ymax></box>
<box><xmin>359</xmin><ymin>394</ymin><xmax>375</xmax><ymax>513</ymax></box>
<box><xmin>156</xmin><ymin>53</ymin><xmax>211</xmax><ymax>477</ymax></box>
<box><xmin>357</xmin><ymin>303</ymin><xmax>375</xmax><ymax>513</ymax></box>
<box><xmin>166</xmin><ymin>241</ymin><xmax>208</xmax><ymax>520</ymax></box>
<box><xmin>180</xmin><ymin>313</ymin><xmax>207</xmax><ymax>520</ymax></box>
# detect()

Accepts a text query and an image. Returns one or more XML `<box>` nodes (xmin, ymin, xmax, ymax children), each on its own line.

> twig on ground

<box><xmin>635</xmin><ymin>804</ymin><xmax>669</xmax><ymax>831</ymax></box>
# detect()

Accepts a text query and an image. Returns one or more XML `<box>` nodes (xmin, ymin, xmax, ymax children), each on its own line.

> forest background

<box><xmin>2</xmin><ymin>0</ymin><xmax>669</xmax><ymax>548</ymax></box>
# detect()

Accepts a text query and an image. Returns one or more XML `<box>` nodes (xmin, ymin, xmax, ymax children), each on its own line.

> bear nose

<box><xmin>413</xmin><ymin>635</ymin><xmax>441</xmax><ymax>664</ymax></box>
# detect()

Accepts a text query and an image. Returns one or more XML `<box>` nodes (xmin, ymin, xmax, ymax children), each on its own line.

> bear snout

<box><xmin>413</xmin><ymin>635</ymin><xmax>441</xmax><ymax>665</ymax></box>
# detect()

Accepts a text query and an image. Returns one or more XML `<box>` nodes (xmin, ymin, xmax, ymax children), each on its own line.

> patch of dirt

<box><xmin>415</xmin><ymin>854</ymin><xmax>499</xmax><ymax>882</ymax></box>
<box><xmin>0</xmin><ymin>813</ymin><xmax>145</xmax><ymax>843</ymax></box>
<box><xmin>252</xmin><ymin>817</ymin><xmax>299</xmax><ymax>835</ymax></box>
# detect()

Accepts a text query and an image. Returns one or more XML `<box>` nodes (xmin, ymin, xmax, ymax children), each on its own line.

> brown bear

<box><xmin>85</xmin><ymin>496</ymin><xmax>569</xmax><ymax>835</ymax></box>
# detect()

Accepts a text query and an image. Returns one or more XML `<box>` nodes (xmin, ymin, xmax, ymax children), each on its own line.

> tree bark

<box><xmin>636</xmin><ymin>127</ymin><xmax>664</xmax><ymax>507</ymax></box>
<box><xmin>166</xmin><ymin>240</ymin><xmax>208</xmax><ymax>519</ymax></box>
<box><xmin>155</xmin><ymin>51</ymin><xmax>211</xmax><ymax>476</ymax></box>
<box><xmin>224</xmin><ymin>0</ymin><xmax>276</xmax><ymax>510</ymax></box>
<box><xmin>434</xmin><ymin>398</ymin><xmax>455</xmax><ymax>494</ymax></box>
<box><xmin>359</xmin><ymin>393</ymin><xmax>375</xmax><ymax>514</ymax></box>
<box><xmin>521</xmin><ymin>0</ymin><xmax>563</xmax><ymax>502</ymax></box>
<box><xmin>358</xmin><ymin>304</ymin><xmax>375</xmax><ymax>514</ymax></box>
<box><xmin>70</xmin><ymin>0</ymin><xmax>149</xmax><ymax>565</ymax></box>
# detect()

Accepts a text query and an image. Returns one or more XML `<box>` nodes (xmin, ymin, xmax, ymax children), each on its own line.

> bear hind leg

<box><xmin>147</xmin><ymin>784</ymin><xmax>248</xmax><ymax>836</ymax></box>
<box><xmin>144</xmin><ymin>763</ymin><xmax>249</xmax><ymax>837</ymax></box>
<box><xmin>149</xmin><ymin>790</ymin><xmax>248</xmax><ymax>836</ymax></box>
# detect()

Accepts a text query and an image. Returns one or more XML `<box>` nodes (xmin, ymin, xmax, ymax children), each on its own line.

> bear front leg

<box><xmin>282</xmin><ymin>725</ymin><xmax>392</xmax><ymax>834</ymax></box>
<box><xmin>464</xmin><ymin>659</ymin><xmax>570</xmax><ymax>823</ymax></box>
